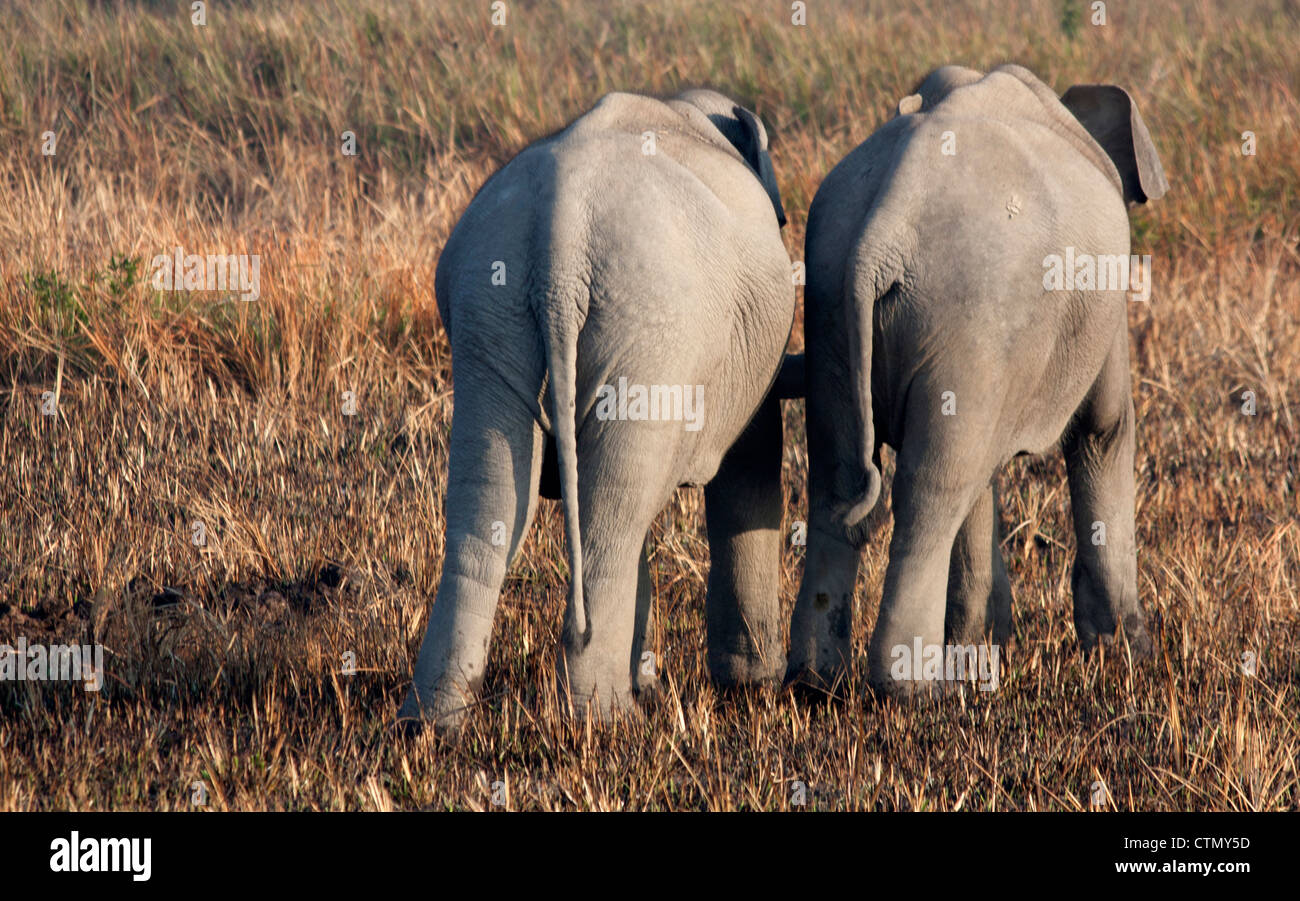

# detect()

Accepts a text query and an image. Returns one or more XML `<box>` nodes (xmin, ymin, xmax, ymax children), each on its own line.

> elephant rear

<box><xmin>790</xmin><ymin>64</ymin><xmax>1165</xmax><ymax>695</ymax></box>
<box><xmin>405</xmin><ymin>89</ymin><xmax>795</xmax><ymax>729</ymax></box>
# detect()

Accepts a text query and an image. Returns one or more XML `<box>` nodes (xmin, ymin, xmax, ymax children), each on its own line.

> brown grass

<box><xmin>0</xmin><ymin>0</ymin><xmax>1296</xmax><ymax>810</ymax></box>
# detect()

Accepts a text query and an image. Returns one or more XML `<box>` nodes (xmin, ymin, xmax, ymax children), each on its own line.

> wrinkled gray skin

<box><xmin>787</xmin><ymin>65</ymin><xmax>1168</xmax><ymax>694</ymax></box>
<box><xmin>399</xmin><ymin>90</ymin><xmax>794</xmax><ymax>730</ymax></box>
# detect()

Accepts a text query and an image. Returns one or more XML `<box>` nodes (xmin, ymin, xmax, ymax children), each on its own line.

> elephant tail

<box><xmin>841</xmin><ymin>210</ymin><xmax>907</xmax><ymax>530</ymax></box>
<box><xmin>538</xmin><ymin>290</ymin><xmax>590</xmax><ymax>649</ymax></box>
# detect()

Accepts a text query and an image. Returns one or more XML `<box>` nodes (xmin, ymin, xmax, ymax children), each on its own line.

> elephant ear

<box><xmin>1059</xmin><ymin>84</ymin><xmax>1169</xmax><ymax>204</ymax></box>
<box><xmin>733</xmin><ymin>105</ymin><xmax>787</xmax><ymax>227</ymax></box>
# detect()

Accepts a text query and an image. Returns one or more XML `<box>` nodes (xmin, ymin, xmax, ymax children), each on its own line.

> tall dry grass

<box><xmin>0</xmin><ymin>0</ymin><xmax>1296</xmax><ymax>810</ymax></box>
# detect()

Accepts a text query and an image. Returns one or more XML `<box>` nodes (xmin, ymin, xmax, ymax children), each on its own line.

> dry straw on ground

<box><xmin>1</xmin><ymin>0</ymin><xmax>1296</xmax><ymax>810</ymax></box>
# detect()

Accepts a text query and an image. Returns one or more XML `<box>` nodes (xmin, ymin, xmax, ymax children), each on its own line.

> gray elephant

<box><xmin>786</xmin><ymin>64</ymin><xmax>1168</xmax><ymax>694</ymax></box>
<box><xmin>399</xmin><ymin>89</ymin><xmax>794</xmax><ymax>729</ymax></box>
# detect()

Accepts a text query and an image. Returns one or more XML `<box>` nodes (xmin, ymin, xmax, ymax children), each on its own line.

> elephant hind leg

<box><xmin>557</xmin><ymin>496</ymin><xmax>653</xmax><ymax>720</ymax></box>
<box><xmin>558</xmin><ymin>426</ymin><xmax>677</xmax><ymax>720</ymax></box>
<box><xmin>1063</xmin><ymin>331</ymin><xmax>1150</xmax><ymax>656</ymax></box>
<box><xmin>944</xmin><ymin>481</ymin><xmax>1013</xmax><ymax>646</ymax></box>
<box><xmin>866</xmin><ymin>383</ymin><xmax>995</xmax><ymax>696</ymax></box>
<box><xmin>398</xmin><ymin>376</ymin><xmax>545</xmax><ymax>733</ymax></box>
<box><xmin>867</xmin><ymin>469</ymin><xmax>984</xmax><ymax>695</ymax></box>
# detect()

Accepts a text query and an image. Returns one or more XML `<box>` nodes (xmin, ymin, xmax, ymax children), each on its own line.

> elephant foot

<box><xmin>944</xmin><ymin>591</ymin><xmax>1014</xmax><ymax>649</ymax></box>
<box><xmin>395</xmin><ymin>678</ymin><xmax>480</xmax><ymax>737</ymax></box>
<box><xmin>565</xmin><ymin>688</ymin><xmax>639</xmax><ymax>723</ymax></box>
<box><xmin>558</xmin><ymin>654</ymin><xmax>637</xmax><ymax>723</ymax></box>
<box><xmin>1072</xmin><ymin>567</ymin><xmax>1151</xmax><ymax>659</ymax></box>
<box><xmin>785</xmin><ymin>598</ymin><xmax>854</xmax><ymax>698</ymax></box>
<box><xmin>784</xmin><ymin>616</ymin><xmax>852</xmax><ymax>698</ymax></box>
<box><xmin>1123</xmin><ymin>617</ymin><xmax>1154</xmax><ymax>657</ymax></box>
<box><xmin>1077</xmin><ymin>612</ymin><xmax>1153</xmax><ymax>659</ymax></box>
<box><xmin>709</xmin><ymin>648</ymin><xmax>786</xmax><ymax>689</ymax></box>
<box><xmin>868</xmin><ymin>636</ymin><xmax>1005</xmax><ymax>697</ymax></box>
<box><xmin>782</xmin><ymin>660</ymin><xmax>850</xmax><ymax>701</ymax></box>
<box><xmin>868</xmin><ymin>671</ymin><xmax>931</xmax><ymax>699</ymax></box>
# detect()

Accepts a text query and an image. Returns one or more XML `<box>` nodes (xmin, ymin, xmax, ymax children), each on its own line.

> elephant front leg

<box><xmin>704</xmin><ymin>393</ymin><xmax>786</xmax><ymax>687</ymax></box>
<box><xmin>944</xmin><ymin>482</ymin><xmax>1013</xmax><ymax>646</ymax></box>
<box><xmin>1063</xmin><ymin>333</ymin><xmax>1150</xmax><ymax>656</ymax></box>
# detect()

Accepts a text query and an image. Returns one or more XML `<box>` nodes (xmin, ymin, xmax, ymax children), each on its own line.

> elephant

<box><xmin>398</xmin><ymin>89</ymin><xmax>795</xmax><ymax>730</ymax></box>
<box><xmin>785</xmin><ymin>64</ymin><xmax>1168</xmax><ymax>694</ymax></box>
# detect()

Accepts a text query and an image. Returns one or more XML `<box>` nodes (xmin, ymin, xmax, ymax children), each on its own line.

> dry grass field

<box><xmin>1</xmin><ymin>0</ymin><xmax>1297</xmax><ymax>811</ymax></box>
